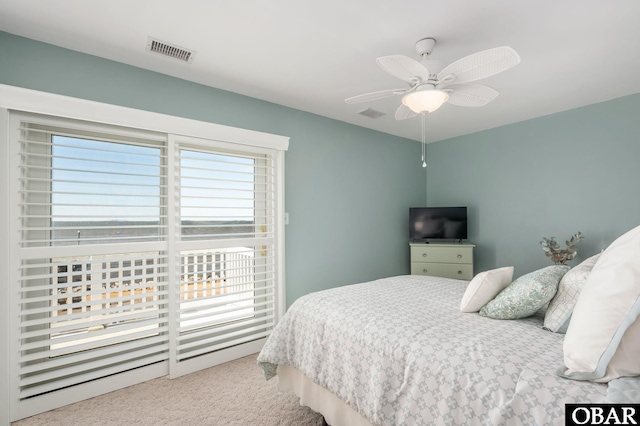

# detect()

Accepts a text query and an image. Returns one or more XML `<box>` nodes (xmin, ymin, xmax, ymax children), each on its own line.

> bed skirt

<box><xmin>277</xmin><ymin>364</ymin><xmax>371</xmax><ymax>426</ymax></box>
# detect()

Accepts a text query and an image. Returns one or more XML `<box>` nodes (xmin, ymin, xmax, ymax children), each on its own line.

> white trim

<box><xmin>0</xmin><ymin>108</ymin><xmax>11</xmax><ymax>426</ymax></box>
<box><xmin>6</xmin><ymin>107</ymin><xmax>22</xmax><ymax>425</ymax></box>
<box><xmin>0</xmin><ymin>84</ymin><xmax>289</xmax><ymax>151</ymax></box>
<box><xmin>167</xmin><ymin>134</ymin><xmax>180</xmax><ymax>383</ymax></box>
<box><xmin>276</xmin><ymin>150</ymin><xmax>287</xmax><ymax>318</ymax></box>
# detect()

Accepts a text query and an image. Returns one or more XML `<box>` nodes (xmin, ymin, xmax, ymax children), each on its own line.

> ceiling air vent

<box><xmin>358</xmin><ymin>108</ymin><xmax>386</xmax><ymax>119</ymax></box>
<box><xmin>146</xmin><ymin>37</ymin><xmax>195</xmax><ymax>63</ymax></box>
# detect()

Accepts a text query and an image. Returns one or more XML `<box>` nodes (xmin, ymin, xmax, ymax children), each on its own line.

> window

<box><xmin>5</xmin><ymin>103</ymin><xmax>286</xmax><ymax>421</ymax></box>
<box><xmin>50</xmin><ymin>135</ymin><xmax>164</xmax><ymax>245</ymax></box>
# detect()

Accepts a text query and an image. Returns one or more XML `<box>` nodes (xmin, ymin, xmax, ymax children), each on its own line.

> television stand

<box><xmin>409</xmin><ymin>243</ymin><xmax>475</xmax><ymax>280</ymax></box>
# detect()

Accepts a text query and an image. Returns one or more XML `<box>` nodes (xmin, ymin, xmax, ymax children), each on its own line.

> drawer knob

<box><xmin>457</xmin><ymin>254</ymin><xmax>462</xmax><ymax>259</ymax></box>
<box><xmin>423</xmin><ymin>269</ymin><xmax>428</xmax><ymax>273</ymax></box>
<box><xmin>458</xmin><ymin>270</ymin><xmax>463</xmax><ymax>274</ymax></box>
<box><xmin>422</xmin><ymin>253</ymin><xmax>427</xmax><ymax>257</ymax></box>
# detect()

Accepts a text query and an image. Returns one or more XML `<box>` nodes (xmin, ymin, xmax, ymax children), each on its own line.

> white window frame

<box><xmin>0</xmin><ymin>84</ymin><xmax>288</xmax><ymax>422</ymax></box>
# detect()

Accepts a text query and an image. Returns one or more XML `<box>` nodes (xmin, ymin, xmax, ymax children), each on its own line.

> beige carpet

<box><xmin>12</xmin><ymin>354</ymin><xmax>325</xmax><ymax>426</ymax></box>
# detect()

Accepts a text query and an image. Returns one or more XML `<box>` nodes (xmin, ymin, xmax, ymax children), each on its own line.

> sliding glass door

<box><xmin>9</xmin><ymin>111</ymin><xmax>284</xmax><ymax>420</ymax></box>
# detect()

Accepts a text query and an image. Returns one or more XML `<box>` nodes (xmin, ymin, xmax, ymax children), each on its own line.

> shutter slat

<box><xmin>21</xmin><ymin>345</ymin><xmax>167</xmax><ymax>387</ymax></box>
<box><xmin>180</xmin><ymin>304</ymin><xmax>274</xmax><ymax>324</ymax></box>
<box><xmin>177</xmin><ymin>330</ymin><xmax>272</xmax><ymax>361</ymax></box>
<box><xmin>179</xmin><ymin>290</ymin><xmax>275</xmax><ymax>316</ymax></box>
<box><xmin>22</xmin><ymin>301</ymin><xmax>168</xmax><ymax>338</ymax></box>
<box><xmin>20</xmin><ymin>317</ymin><xmax>169</xmax><ymax>353</ymax></box>
<box><xmin>19</xmin><ymin>353</ymin><xmax>168</xmax><ymax>399</ymax></box>
<box><xmin>20</xmin><ymin>334</ymin><xmax>168</xmax><ymax>374</ymax></box>
<box><xmin>179</xmin><ymin>309</ymin><xmax>275</xmax><ymax>335</ymax></box>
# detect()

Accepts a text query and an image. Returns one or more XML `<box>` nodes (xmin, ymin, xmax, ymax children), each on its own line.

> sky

<box><xmin>51</xmin><ymin>135</ymin><xmax>257</xmax><ymax>223</ymax></box>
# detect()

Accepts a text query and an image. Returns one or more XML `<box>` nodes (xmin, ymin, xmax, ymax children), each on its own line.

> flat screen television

<box><xmin>409</xmin><ymin>207</ymin><xmax>468</xmax><ymax>241</ymax></box>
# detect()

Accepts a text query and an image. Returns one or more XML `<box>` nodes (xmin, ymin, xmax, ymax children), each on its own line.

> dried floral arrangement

<box><xmin>540</xmin><ymin>232</ymin><xmax>585</xmax><ymax>264</ymax></box>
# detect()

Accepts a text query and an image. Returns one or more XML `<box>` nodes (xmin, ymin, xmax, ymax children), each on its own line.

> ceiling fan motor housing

<box><xmin>414</xmin><ymin>38</ymin><xmax>436</xmax><ymax>57</ymax></box>
<box><xmin>415</xmin><ymin>38</ymin><xmax>443</xmax><ymax>78</ymax></box>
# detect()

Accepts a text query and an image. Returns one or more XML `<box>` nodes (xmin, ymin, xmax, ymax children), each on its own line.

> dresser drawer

<box><xmin>410</xmin><ymin>262</ymin><xmax>474</xmax><ymax>280</ymax></box>
<box><xmin>410</xmin><ymin>245</ymin><xmax>473</xmax><ymax>264</ymax></box>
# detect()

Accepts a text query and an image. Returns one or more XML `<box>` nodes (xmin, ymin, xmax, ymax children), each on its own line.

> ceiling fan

<box><xmin>345</xmin><ymin>38</ymin><xmax>521</xmax><ymax>120</ymax></box>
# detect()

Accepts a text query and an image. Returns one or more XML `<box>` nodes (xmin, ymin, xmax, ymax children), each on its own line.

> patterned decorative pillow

<box><xmin>479</xmin><ymin>265</ymin><xmax>570</xmax><ymax>320</ymax></box>
<box><xmin>543</xmin><ymin>254</ymin><xmax>600</xmax><ymax>333</ymax></box>
<box><xmin>460</xmin><ymin>266</ymin><xmax>514</xmax><ymax>313</ymax></box>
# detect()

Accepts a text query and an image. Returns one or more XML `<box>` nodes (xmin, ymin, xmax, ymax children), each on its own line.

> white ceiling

<box><xmin>1</xmin><ymin>0</ymin><xmax>639</xmax><ymax>143</ymax></box>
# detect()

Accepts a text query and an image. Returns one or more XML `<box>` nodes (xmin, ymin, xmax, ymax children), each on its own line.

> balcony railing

<box><xmin>46</xmin><ymin>247</ymin><xmax>259</xmax><ymax>353</ymax></box>
<box><xmin>52</xmin><ymin>248</ymin><xmax>255</xmax><ymax>317</ymax></box>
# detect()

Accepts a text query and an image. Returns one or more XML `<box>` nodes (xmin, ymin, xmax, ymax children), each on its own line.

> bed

<box><xmin>257</xmin><ymin>274</ymin><xmax>609</xmax><ymax>425</ymax></box>
<box><xmin>259</xmin><ymin>226</ymin><xmax>640</xmax><ymax>425</ymax></box>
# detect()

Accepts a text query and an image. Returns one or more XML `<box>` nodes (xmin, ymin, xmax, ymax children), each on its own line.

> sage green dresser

<box><xmin>410</xmin><ymin>243</ymin><xmax>475</xmax><ymax>280</ymax></box>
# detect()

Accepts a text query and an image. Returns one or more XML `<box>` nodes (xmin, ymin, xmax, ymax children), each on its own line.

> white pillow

<box><xmin>559</xmin><ymin>225</ymin><xmax>640</xmax><ymax>382</ymax></box>
<box><xmin>543</xmin><ymin>253</ymin><xmax>601</xmax><ymax>333</ymax></box>
<box><xmin>460</xmin><ymin>266</ymin><xmax>514</xmax><ymax>313</ymax></box>
<box><xmin>603</xmin><ymin>318</ymin><xmax>640</xmax><ymax>382</ymax></box>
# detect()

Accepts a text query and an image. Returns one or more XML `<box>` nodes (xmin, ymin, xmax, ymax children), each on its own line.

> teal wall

<box><xmin>4</xmin><ymin>31</ymin><xmax>638</xmax><ymax>297</ymax></box>
<box><xmin>427</xmin><ymin>94</ymin><xmax>640</xmax><ymax>277</ymax></box>
<box><xmin>0</xmin><ymin>31</ymin><xmax>427</xmax><ymax>306</ymax></box>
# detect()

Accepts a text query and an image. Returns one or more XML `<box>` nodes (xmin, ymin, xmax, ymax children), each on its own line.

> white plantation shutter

<box><xmin>176</xmin><ymin>245</ymin><xmax>275</xmax><ymax>357</ymax></box>
<box><xmin>7</xmin><ymin>107</ymin><xmax>286</xmax><ymax>420</ymax></box>
<box><xmin>18</xmin><ymin>251</ymin><xmax>170</xmax><ymax>396</ymax></box>
<box><xmin>19</xmin><ymin>121</ymin><xmax>167</xmax><ymax>246</ymax></box>
<box><xmin>170</xmin><ymin>137</ymin><xmax>278</xmax><ymax>376</ymax></box>
<box><xmin>178</xmin><ymin>148</ymin><xmax>275</xmax><ymax>241</ymax></box>
<box><xmin>16</xmin><ymin>115</ymin><xmax>170</xmax><ymax>404</ymax></box>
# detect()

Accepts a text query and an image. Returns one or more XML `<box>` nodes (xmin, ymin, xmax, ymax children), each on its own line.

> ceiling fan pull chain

<box><xmin>421</xmin><ymin>112</ymin><xmax>427</xmax><ymax>168</ymax></box>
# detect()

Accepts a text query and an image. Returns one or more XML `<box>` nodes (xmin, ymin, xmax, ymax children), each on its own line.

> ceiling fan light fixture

<box><xmin>402</xmin><ymin>90</ymin><xmax>449</xmax><ymax>113</ymax></box>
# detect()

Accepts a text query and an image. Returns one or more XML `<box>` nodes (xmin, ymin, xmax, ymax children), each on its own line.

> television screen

<box><xmin>409</xmin><ymin>207</ymin><xmax>468</xmax><ymax>241</ymax></box>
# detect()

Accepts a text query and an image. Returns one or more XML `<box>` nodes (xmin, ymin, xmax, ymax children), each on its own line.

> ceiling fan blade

<box><xmin>395</xmin><ymin>104</ymin><xmax>418</xmax><ymax>120</ymax></box>
<box><xmin>437</xmin><ymin>46</ymin><xmax>520</xmax><ymax>84</ymax></box>
<box><xmin>345</xmin><ymin>88</ymin><xmax>407</xmax><ymax>104</ymax></box>
<box><xmin>377</xmin><ymin>55</ymin><xmax>430</xmax><ymax>82</ymax></box>
<box><xmin>444</xmin><ymin>83</ymin><xmax>499</xmax><ymax>107</ymax></box>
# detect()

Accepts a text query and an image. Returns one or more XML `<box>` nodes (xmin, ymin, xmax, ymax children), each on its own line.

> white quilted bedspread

<box><xmin>257</xmin><ymin>275</ymin><xmax>607</xmax><ymax>425</ymax></box>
